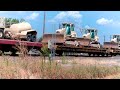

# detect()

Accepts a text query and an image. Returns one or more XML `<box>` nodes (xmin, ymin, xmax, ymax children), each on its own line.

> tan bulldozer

<box><xmin>41</xmin><ymin>22</ymin><xmax>77</xmax><ymax>45</ymax></box>
<box><xmin>42</xmin><ymin>33</ymin><xmax>64</xmax><ymax>44</ymax></box>
<box><xmin>77</xmin><ymin>28</ymin><xmax>100</xmax><ymax>48</ymax></box>
<box><xmin>103</xmin><ymin>35</ymin><xmax>120</xmax><ymax>49</ymax></box>
<box><xmin>41</xmin><ymin>22</ymin><xmax>101</xmax><ymax>48</ymax></box>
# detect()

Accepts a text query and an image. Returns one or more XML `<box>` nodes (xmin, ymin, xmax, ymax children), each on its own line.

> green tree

<box><xmin>20</xmin><ymin>18</ymin><xmax>25</xmax><ymax>22</ymax></box>
<box><xmin>11</xmin><ymin>18</ymin><xmax>19</xmax><ymax>24</ymax></box>
<box><xmin>5</xmin><ymin>18</ymin><xmax>12</xmax><ymax>27</ymax></box>
<box><xmin>5</xmin><ymin>18</ymin><xmax>19</xmax><ymax>25</ymax></box>
<box><xmin>5</xmin><ymin>18</ymin><xmax>12</xmax><ymax>23</ymax></box>
<box><xmin>5</xmin><ymin>18</ymin><xmax>26</xmax><ymax>28</ymax></box>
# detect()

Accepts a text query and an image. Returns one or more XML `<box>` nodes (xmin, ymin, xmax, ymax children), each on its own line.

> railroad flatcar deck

<box><xmin>55</xmin><ymin>45</ymin><xmax>114</xmax><ymax>56</ymax></box>
<box><xmin>0</xmin><ymin>39</ymin><xmax>42</xmax><ymax>55</ymax></box>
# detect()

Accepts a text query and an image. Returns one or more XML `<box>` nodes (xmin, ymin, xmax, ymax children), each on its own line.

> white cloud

<box><xmin>67</xmin><ymin>11</ymin><xmax>82</xmax><ymax>18</ymax></box>
<box><xmin>55</xmin><ymin>12</ymin><xmax>66</xmax><ymax>20</ymax></box>
<box><xmin>49</xmin><ymin>11</ymin><xmax>82</xmax><ymax>23</ymax></box>
<box><xmin>85</xmin><ymin>25</ymin><xmax>90</xmax><ymax>29</ymax></box>
<box><xmin>96</xmin><ymin>18</ymin><xmax>113</xmax><ymax>25</ymax></box>
<box><xmin>96</xmin><ymin>18</ymin><xmax>120</xmax><ymax>27</ymax></box>
<box><xmin>26</xmin><ymin>12</ymin><xmax>39</xmax><ymax>20</ymax></box>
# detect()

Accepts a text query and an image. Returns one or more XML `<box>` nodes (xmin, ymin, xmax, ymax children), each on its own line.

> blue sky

<box><xmin>1</xmin><ymin>11</ymin><xmax>120</xmax><ymax>44</ymax></box>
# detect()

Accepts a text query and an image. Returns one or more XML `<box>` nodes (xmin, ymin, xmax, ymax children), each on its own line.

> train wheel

<box><xmin>110</xmin><ymin>54</ymin><xmax>113</xmax><ymax>57</ymax></box>
<box><xmin>11</xmin><ymin>50</ymin><xmax>17</xmax><ymax>56</ymax></box>
<box><xmin>114</xmin><ymin>54</ymin><xmax>117</xmax><ymax>56</ymax></box>
<box><xmin>59</xmin><ymin>52</ymin><xmax>63</xmax><ymax>56</ymax></box>
<box><xmin>97</xmin><ymin>54</ymin><xmax>100</xmax><ymax>57</ymax></box>
<box><xmin>93</xmin><ymin>54</ymin><xmax>95</xmax><ymax>57</ymax></box>
<box><xmin>106</xmin><ymin>54</ymin><xmax>108</xmax><ymax>57</ymax></box>
<box><xmin>88</xmin><ymin>53</ymin><xmax>91</xmax><ymax>56</ymax></box>
<box><xmin>110</xmin><ymin>53</ymin><xmax>113</xmax><ymax>57</ymax></box>
<box><xmin>101</xmin><ymin>54</ymin><xmax>104</xmax><ymax>57</ymax></box>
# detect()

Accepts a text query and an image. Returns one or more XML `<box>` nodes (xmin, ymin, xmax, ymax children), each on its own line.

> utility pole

<box><xmin>43</xmin><ymin>11</ymin><xmax>46</xmax><ymax>36</ymax></box>
<box><xmin>104</xmin><ymin>35</ymin><xmax>105</xmax><ymax>42</ymax></box>
<box><xmin>110</xmin><ymin>35</ymin><xmax>111</xmax><ymax>41</ymax></box>
<box><xmin>59</xmin><ymin>23</ymin><xmax>61</xmax><ymax>29</ymax></box>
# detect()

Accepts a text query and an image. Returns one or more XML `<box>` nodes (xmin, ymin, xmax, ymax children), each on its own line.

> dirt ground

<box><xmin>1</xmin><ymin>55</ymin><xmax>120</xmax><ymax>66</ymax></box>
<box><xmin>1</xmin><ymin>55</ymin><xmax>120</xmax><ymax>79</ymax></box>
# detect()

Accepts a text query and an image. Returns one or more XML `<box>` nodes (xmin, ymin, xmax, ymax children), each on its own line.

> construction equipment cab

<box><xmin>0</xmin><ymin>17</ymin><xmax>37</xmax><ymax>42</ymax></box>
<box><xmin>82</xmin><ymin>28</ymin><xmax>100</xmax><ymax>48</ymax></box>
<box><xmin>111</xmin><ymin>35</ymin><xmax>120</xmax><ymax>43</ymax></box>
<box><xmin>83</xmin><ymin>28</ymin><xmax>99</xmax><ymax>42</ymax></box>
<box><xmin>103</xmin><ymin>35</ymin><xmax>120</xmax><ymax>49</ymax></box>
<box><xmin>56</xmin><ymin>22</ymin><xmax>77</xmax><ymax>38</ymax></box>
<box><xmin>111</xmin><ymin>35</ymin><xmax>120</xmax><ymax>48</ymax></box>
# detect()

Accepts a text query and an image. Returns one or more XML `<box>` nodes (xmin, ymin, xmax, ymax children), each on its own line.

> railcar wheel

<box><xmin>101</xmin><ymin>54</ymin><xmax>104</xmax><ymax>57</ymax></box>
<box><xmin>97</xmin><ymin>54</ymin><xmax>100</xmax><ymax>56</ymax></box>
<box><xmin>11</xmin><ymin>50</ymin><xmax>17</xmax><ymax>56</ymax></box>
<box><xmin>93</xmin><ymin>54</ymin><xmax>95</xmax><ymax>56</ymax></box>
<box><xmin>88</xmin><ymin>53</ymin><xmax>91</xmax><ymax>56</ymax></box>
<box><xmin>106</xmin><ymin>54</ymin><xmax>108</xmax><ymax>57</ymax></box>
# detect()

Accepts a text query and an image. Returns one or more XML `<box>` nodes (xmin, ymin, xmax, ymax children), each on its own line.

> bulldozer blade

<box><xmin>103</xmin><ymin>42</ymin><xmax>119</xmax><ymax>49</ymax></box>
<box><xmin>76</xmin><ymin>38</ymin><xmax>91</xmax><ymax>46</ymax></box>
<box><xmin>41</xmin><ymin>33</ymin><xmax>65</xmax><ymax>44</ymax></box>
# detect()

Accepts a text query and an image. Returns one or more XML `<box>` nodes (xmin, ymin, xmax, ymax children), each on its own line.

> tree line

<box><xmin>5</xmin><ymin>18</ymin><xmax>26</xmax><ymax>25</ymax></box>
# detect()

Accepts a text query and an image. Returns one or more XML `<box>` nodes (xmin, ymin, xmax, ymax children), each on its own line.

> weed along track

<box><xmin>0</xmin><ymin>56</ymin><xmax>120</xmax><ymax>79</ymax></box>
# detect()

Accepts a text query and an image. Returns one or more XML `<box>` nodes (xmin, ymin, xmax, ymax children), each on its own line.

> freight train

<box><xmin>42</xmin><ymin>22</ymin><xmax>120</xmax><ymax>57</ymax></box>
<box><xmin>0</xmin><ymin>17</ymin><xmax>119</xmax><ymax>57</ymax></box>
